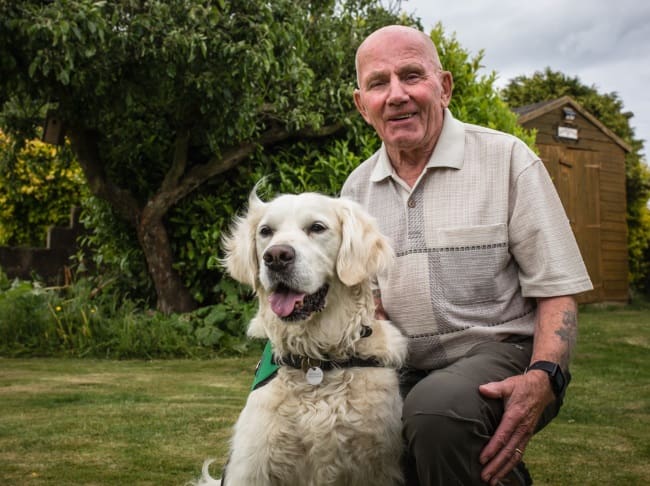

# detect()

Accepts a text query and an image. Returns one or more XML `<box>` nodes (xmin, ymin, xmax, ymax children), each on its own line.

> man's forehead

<box><xmin>358</xmin><ymin>38</ymin><xmax>436</xmax><ymax>68</ymax></box>
<box><xmin>359</xmin><ymin>55</ymin><xmax>434</xmax><ymax>80</ymax></box>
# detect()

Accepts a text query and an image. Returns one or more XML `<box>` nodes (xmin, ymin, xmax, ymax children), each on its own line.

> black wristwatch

<box><xmin>526</xmin><ymin>361</ymin><xmax>567</xmax><ymax>398</ymax></box>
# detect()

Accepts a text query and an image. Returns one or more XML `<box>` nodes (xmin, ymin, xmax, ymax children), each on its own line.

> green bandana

<box><xmin>251</xmin><ymin>340</ymin><xmax>279</xmax><ymax>390</ymax></box>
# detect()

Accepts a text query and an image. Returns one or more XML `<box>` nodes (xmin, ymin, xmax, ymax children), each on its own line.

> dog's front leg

<box><xmin>225</xmin><ymin>388</ymin><xmax>280</xmax><ymax>486</ymax></box>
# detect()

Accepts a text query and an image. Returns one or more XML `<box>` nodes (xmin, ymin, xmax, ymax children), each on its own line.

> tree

<box><xmin>0</xmin><ymin>0</ymin><xmax>404</xmax><ymax>313</ymax></box>
<box><xmin>502</xmin><ymin>67</ymin><xmax>650</xmax><ymax>295</ymax></box>
<box><xmin>429</xmin><ymin>23</ymin><xmax>535</xmax><ymax>148</ymax></box>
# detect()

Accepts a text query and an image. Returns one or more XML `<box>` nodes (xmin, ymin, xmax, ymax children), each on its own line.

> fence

<box><xmin>0</xmin><ymin>207</ymin><xmax>84</xmax><ymax>285</ymax></box>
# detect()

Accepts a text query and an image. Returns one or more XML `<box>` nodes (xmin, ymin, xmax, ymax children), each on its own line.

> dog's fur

<box><xmin>197</xmin><ymin>190</ymin><xmax>406</xmax><ymax>486</ymax></box>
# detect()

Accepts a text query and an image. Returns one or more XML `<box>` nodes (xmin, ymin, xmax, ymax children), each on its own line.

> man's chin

<box><xmin>384</xmin><ymin>134</ymin><xmax>427</xmax><ymax>153</ymax></box>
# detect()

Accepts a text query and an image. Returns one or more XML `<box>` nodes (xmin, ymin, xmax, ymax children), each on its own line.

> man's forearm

<box><xmin>531</xmin><ymin>295</ymin><xmax>578</xmax><ymax>370</ymax></box>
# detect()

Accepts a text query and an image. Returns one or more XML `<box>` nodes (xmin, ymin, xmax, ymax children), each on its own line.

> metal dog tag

<box><xmin>306</xmin><ymin>367</ymin><xmax>324</xmax><ymax>385</ymax></box>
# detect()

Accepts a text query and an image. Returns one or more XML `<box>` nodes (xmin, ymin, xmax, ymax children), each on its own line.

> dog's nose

<box><xmin>263</xmin><ymin>244</ymin><xmax>295</xmax><ymax>271</ymax></box>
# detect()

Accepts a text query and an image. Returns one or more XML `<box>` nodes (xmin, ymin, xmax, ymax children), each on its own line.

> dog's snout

<box><xmin>263</xmin><ymin>244</ymin><xmax>295</xmax><ymax>271</ymax></box>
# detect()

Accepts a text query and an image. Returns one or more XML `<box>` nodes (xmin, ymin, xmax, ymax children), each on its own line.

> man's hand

<box><xmin>478</xmin><ymin>370</ymin><xmax>555</xmax><ymax>485</ymax></box>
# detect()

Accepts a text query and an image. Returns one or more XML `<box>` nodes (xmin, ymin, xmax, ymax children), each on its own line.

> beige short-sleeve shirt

<box><xmin>341</xmin><ymin>109</ymin><xmax>592</xmax><ymax>369</ymax></box>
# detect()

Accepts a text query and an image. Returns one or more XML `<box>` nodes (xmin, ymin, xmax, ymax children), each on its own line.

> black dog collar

<box><xmin>272</xmin><ymin>325</ymin><xmax>381</xmax><ymax>372</ymax></box>
<box><xmin>273</xmin><ymin>354</ymin><xmax>382</xmax><ymax>372</ymax></box>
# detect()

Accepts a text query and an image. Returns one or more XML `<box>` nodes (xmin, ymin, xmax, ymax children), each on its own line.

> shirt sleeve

<box><xmin>508</xmin><ymin>156</ymin><xmax>593</xmax><ymax>297</ymax></box>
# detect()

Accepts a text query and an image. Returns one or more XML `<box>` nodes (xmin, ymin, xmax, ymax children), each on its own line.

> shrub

<box><xmin>0</xmin><ymin>269</ymin><xmax>260</xmax><ymax>358</ymax></box>
<box><xmin>0</xmin><ymin>131</ymin><xmax>86</xmax><ymax>247</ymax></box>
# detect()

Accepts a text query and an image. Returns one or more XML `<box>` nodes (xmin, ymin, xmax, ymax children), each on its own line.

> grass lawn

<box><xmin>0</xmin><ymin>357</ymin><xmax>254</xmax><ymax>485</ymax></box>
<box><xmin>1</xmin><ymin>303</ymin><xmax>649</xmax><ymax>485</ymax></box>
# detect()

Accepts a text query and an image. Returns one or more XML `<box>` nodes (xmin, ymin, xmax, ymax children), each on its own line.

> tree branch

<box><xmin>67</xmin><ymin>126</ymin><xmax>140</xmax><ymax>224</ymax></box>
<box><xmin>152</xmin><ymin>120</ymin><xmax>346</xmax><ymax>212</ymax></box>
<box><xmin>161</xmin><ymin>128</ymin><xmax>190</xmax><ymax>193</ymax></box>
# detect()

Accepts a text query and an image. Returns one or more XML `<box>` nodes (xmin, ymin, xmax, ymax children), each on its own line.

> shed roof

<box><xmin>513</xmin><ymin>96</ymin><xmax>632</xmax><ymax>153</ymax></box>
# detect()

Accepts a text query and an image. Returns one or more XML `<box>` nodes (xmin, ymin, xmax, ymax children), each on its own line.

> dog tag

<box><xmin>306</xmin><ymin>367</ymin><xmax>324</xmax><ymax>385</ymax></box>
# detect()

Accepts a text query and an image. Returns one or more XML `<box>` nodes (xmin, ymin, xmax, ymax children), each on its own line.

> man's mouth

<box><xmin>389</xmin><ymin>113</ymin><xmax>416</xmax><ymax>121</ymax></box>
<box><xmin>268</xmin><ymin>283</ymin><xmax>329</xmax><ymax>322</ymax></box>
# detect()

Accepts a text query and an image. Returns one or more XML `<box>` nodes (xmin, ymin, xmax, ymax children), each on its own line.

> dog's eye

<box><xmin>308</xmin><ymin>222</ymin><xmax>327</xmax><ymax>234</ymax></box>
<box><xmin>259</xmin><ymin>225</ymin><xmax>273</xmax><ymax>237</ymax></box>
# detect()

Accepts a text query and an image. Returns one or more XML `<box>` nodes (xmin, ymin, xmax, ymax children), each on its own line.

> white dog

<box><xmin>197</xmin><ymin>190</ymin><xmax>407</xmax><ymax>486</ymax></box>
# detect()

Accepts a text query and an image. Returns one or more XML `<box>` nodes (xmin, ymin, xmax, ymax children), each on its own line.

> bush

<box><xmin>0</xmin><ymin>131</ymin><xmax>86</xmax><ymax>246</ymax></box>
<box><xmin>0</xmin><ymin>269</ymin><xmax>260</xmax><ymax>358</ymax></box>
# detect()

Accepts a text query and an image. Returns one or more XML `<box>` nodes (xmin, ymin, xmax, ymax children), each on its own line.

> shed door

<box><xmin>557</xmin><ymin>148</ymin><xmax>602</xmax><ymax>301</ymax></box>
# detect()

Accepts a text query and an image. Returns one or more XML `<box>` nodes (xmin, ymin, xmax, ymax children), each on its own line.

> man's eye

<box><xmin>308</xmin><ymin>222</ymin><xmax>327</xmax><ymax>234</ymax></box>
<box><xmin>259</xmin><ymin>226</ymin><xmax>273</xmax><ymax>237</ymax></box>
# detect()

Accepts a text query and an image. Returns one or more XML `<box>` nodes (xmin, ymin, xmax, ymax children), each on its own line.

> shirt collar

<box><xmin>370</xmin><ymin>108</ymin><xmax>465</xmax><ymax>182</ymax></box>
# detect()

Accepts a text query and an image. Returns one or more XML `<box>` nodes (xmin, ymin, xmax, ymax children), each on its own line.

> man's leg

<box><xmin>401</xmin><ymin>338</ymin><xmax>563</xmax><ymax>486</ymax></box>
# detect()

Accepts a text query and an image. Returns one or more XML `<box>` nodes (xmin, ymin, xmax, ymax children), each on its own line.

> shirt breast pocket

<box><xmin>436</xmin><ymin>224</ymin><xmax>509</xmax><ymax>305</ymax></box>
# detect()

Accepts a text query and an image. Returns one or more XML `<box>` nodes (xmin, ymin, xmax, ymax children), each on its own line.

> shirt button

<box><xmin>407</xmin><ymin>199</ymin><xmax>416</xmax><ymax>208</ymax></box>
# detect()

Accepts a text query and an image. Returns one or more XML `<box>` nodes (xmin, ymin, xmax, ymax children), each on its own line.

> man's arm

<box><xmin>478</xmin><ymin>295</ymin><xmax>578</xmax><ymax>486</ymax></box>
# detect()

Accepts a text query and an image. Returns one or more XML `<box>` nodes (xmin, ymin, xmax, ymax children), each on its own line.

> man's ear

<box><xmin>353</xmin><ymin>89</ymin><xmax>371</xmax><ymax>124</ymax></box>
<box><xmin>440</xmin><ymin>71</ymin><xmax>454</xmax><ymax>107</ymax></box>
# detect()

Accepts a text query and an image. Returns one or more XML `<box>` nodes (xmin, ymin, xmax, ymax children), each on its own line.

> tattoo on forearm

<box><xmin>555</xmin><ymin>310</ymin><xmax>578</xmax><ymax>366</ymax></box>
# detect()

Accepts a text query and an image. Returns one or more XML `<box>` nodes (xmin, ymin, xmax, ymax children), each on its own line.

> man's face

<box><xmin>354</xmin><ymin>29</ymin><xmax>452</xmax><ymax>156</ymax></box>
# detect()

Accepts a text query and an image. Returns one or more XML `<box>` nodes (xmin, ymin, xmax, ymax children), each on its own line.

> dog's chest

<box><xmin>234</xmin><ymin>366</ymin><xmax>404</xmax><ymax>485</ymax></box>
<box><xmin>273</xmin><ymin>368</ymin><xmax>400</xmax><ymax>441</ymax></box>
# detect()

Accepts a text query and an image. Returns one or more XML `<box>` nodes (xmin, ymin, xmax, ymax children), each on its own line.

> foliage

<box><xmin>77</xmin><ymin>195</ymin><xmax>154</xmax><ymax>304</ymax></box>
<box><xmin>501</xmin><ymin>68</ymin><xmax>650</xmax><ymax>295</ymax></box>
<box><xmin>0</xmin><ymin>131</ymin><xmax>86</xmax><ymax>246</ymax></box>
<box><xmin>0</xmin><ymin>269</ymin><xmax>260</xmax><ymax>358</ymax></box>
<box><xmin>429</xmin><ymin>23</ymin><xmax>536</xmax><ymax>148</ymax></box>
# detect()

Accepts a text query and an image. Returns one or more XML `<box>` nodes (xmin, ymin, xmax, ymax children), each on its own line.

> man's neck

<box><xmin>386</xmin><ymin>145</ymin><xmax>434</xmax><ymax>187</ymax></box>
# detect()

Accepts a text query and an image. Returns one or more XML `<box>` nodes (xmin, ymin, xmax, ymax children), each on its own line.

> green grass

<box><xmin>0</xmin><ymin>357</ymin><xmax>256</xmax><ymax>485</ymax></box>
<box><xmin>526</xmin><ymin>303</ymin><xmax>650</xmax><ymax>485</ymax></box>
<box><xmin>1</xmin><ymin>303</ymin><xmax>649</xmax><ymax>485</ymax></box>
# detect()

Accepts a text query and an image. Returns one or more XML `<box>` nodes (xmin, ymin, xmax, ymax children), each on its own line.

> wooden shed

<box><xmin>514</xmin><ymin>96</ymin><xmax>631</xmax><ymax>303</ymax></box>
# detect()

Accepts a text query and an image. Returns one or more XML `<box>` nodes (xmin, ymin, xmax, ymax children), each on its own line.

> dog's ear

<box><xmin>336</xmin><ymin>198</ymin><xmax>393</xmax><ymax>286</ymax></box>
<box><xmin>221</xmin><ymin>189</ymin><xmax>265</xmax><ymax>288</ymax></box>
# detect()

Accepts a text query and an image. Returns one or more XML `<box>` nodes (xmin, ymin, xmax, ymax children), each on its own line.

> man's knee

<box><xmin>402</xmin><ymin>375</ymin><xmax>494</xmax><ymax>449</ymax></box>
<box><xmin>402</xmin><ymin>368</ymin><xmax>500</xmax><ymax>426</ymax></box>
<box><xmin>403</xmin><ymin>409</ymin><xmax>480</xmax><ymax>450</ymax></box>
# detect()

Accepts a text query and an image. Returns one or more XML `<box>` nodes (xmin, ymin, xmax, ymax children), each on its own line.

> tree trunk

<box><xmin>136</xmin><ymin>207</ymin><xmax>196</xmax><ymax>314</ymax></box>
<box><xmin>69</xmin><ymin>127</ymin><xmax>196</xmax><ymax>314</ymax></box>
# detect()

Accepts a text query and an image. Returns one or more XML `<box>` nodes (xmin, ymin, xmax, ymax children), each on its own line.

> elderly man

<box><xmin>342</xmin><ymin>25</ymin><xmax>592</xmax><ymax>486</ymax></box>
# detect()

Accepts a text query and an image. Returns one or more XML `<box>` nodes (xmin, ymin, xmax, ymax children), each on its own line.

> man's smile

<box><xmin>388</xmin><ymin>112</ymin><xmax>417</xmax><ymax>122</ymax></box>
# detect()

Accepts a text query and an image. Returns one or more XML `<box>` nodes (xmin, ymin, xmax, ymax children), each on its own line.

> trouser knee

<box><xmin>403</xmin><ymin>409</ymin><xmax>482</xmax><ymax>453</ymax></box>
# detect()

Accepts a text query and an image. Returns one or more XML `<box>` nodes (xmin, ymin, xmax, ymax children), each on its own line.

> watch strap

<box><xmin>526</xmin><ymin>360</ymin><xmax>566</xmax><ymax>398</ymax></box>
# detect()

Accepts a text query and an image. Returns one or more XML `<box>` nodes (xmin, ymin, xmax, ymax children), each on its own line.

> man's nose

<box><xmin>387</xmin><ymin>78</ymin><xmax>409</xmax><ymax>105</ymax></box>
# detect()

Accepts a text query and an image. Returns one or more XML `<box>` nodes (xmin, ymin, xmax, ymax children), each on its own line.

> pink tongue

<box><xmin>269</xmin><ymin>289</ymin><xmax>306</xmax><ymax>317</ymax></box>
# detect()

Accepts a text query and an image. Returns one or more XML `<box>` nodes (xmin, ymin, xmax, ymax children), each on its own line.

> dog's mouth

<box><xmin>268</xmin><ymin>283</ymin><xmax>329</xmax><ymax>322</ymax></box>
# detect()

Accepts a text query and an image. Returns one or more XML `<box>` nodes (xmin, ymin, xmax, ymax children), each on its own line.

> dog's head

<box><xmin>222</xmin><ymin>189</ymin><xmax>392</xmax><ymax>324</ymax></box>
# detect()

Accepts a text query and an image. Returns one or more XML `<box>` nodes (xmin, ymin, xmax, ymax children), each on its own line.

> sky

<box><xmin>400</xmin><ymin>0</ymin><xmax>650</xmax><ymax>156</ymax></box>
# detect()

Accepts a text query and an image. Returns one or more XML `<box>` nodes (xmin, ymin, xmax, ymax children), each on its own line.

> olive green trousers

<box><xmin>400</xmin><ymin>337</ymin><xmax>567</xmax><ymax>486</ymax></box>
